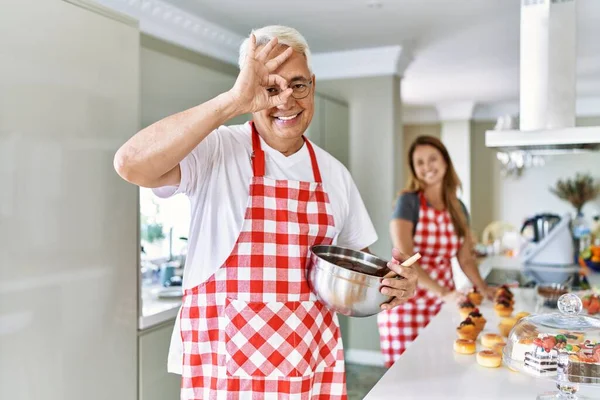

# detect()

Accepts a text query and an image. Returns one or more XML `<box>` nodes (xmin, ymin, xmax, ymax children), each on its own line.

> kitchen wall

<box><xmin>141</xmin><ymin>35</ymin><xmax>248</xmax><ymax>128</ymax></box>
<box><xmin>470</xmin><ymin>120</ymin><xmax>498</xmax><ymax>238</ymax></box>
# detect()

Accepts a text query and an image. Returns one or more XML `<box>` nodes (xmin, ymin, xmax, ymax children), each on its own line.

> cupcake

<box><xmin>456</xmin><ymin>318</ymin><xmax>479</xmax><ymax>341</ymax></box>
<box><xmin>495</xmin><ymin>293</ymin><xmax>515</xmax><ymax>307</ymax></box>
<box><xmin>498</xmin><ymin>317</ymin><xmax>518</xmax><ymax>337</ymax></box>
<box><xmin>514</xmin><ymin>311</ymin><xmax>530</xmax><ymax>321</ymax></box>
<box><xmin>494</xmin><ymin>300</ymin><xmax>513</xmax><ymax>317</ymax></box>
<box><xmin>459</xmin><ymin>299</ymin><xmax>476</xmax><ymax>320</ymax></box>
<box><xmin>467</xmin><ymin>308</ymin><xmax>487</xmax><ymax>332</ymax></box>
<box><xmin>467</xmin><ymin>287</ymin><xmax>483</xmax><ymax>306</ymax></box>
<box><xmin>496</xmin><ymin>284</ymin><xmax>514</xmax><ymax>299</ymax></box>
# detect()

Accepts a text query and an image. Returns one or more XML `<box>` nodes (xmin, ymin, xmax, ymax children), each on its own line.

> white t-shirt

<box><xmin>153</xmin><ymin>121</ymin><xmax>378</xmax><ymax>373</ymax></box>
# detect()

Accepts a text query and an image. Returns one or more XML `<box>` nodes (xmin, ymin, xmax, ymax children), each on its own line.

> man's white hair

<box><xmin>238</xmin><ymin>25</ymin><xmax>312</xmax><ymax>72</ymax></box>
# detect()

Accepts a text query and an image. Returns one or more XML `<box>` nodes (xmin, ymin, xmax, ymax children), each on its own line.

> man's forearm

<box><xmin>114</xmin><ymin>91</ymin><xmax>241</xmax><ymax>187</ymax></box>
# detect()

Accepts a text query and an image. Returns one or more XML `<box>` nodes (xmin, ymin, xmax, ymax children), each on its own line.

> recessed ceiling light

<box><xmin>367</xmin><ymin>0</ymin><xmax>383</xmax><ymax>9</ymax></box>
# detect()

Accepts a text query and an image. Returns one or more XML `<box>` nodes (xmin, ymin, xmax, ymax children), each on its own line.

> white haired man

<box><xmin>114</xmin><ymin>25</ymin><xmax>417</xmax><ymax>399</ymax></box>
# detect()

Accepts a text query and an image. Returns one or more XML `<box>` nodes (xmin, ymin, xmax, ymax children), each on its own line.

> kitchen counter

<box><xmin>139</xmin><ymin>284</ymin><xmax>181</xmax><ymax>330</ymax></box>
<box><xmin>364</xmin><ymin>287</ymin><xmax>600</xmax><ymax>399</ymax></box>
<box><xmin>479</xmin><ymin>255</ymin><xmax>581</xmax><ymax>279</ymax></box>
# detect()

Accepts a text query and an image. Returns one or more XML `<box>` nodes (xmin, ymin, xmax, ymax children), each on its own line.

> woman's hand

<box><xmin>439</xmin><ymin>289</ymin><xmax>463</xmax><ymax>305</ymax></box>
<box><xmin>228</xmin><ymin>35</ymin><xmax>294</xmax><ymax>114</ymax></box>
<box><xmin>380</xmin><ymin>248</ymin><xmax>418</xmax><ymax>310</ymax></box>
<box><xmin>480</xmin><ymin>285</ymin><xmax>496</xmax><ymax>301</ymax></box>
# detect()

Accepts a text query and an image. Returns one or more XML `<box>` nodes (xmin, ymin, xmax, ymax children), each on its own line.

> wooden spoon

<box><xmin>383</xmin><ymin>253</ymin><xmax>421</xmax><ymax>279</ymax></box>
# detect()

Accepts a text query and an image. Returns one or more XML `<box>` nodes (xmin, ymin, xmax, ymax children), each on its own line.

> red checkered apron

<box><xmin>179</xmin><ymin>122</ymin><xmax>346</xmax><ymax>400</ymax></box>
<box><xmin>377</xmin><ymin>191</ymin><xmax>462</xmax><ymax>367</ymax></box>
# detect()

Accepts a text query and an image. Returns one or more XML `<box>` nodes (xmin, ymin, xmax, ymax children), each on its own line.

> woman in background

<box><xmin>377</xmin><ymin>135</ymin><xmax>494</xmax><ymax>367</ymax></box>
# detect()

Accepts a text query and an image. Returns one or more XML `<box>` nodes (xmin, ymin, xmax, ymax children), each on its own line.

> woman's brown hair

<box><xmin>405</xmin><ymin>135</ymin><xmax>468</xmax><ymax>238</ymax></box>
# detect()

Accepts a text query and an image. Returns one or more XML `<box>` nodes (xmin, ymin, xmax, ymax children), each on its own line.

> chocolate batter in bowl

<box><xmin>307</xmin><ymin>245</ymin><xmax>398</xmax><ymax>317</ymax></box>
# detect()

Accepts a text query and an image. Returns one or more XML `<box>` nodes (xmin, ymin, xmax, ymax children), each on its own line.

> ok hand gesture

<box><xmin>229</xmin><ymin>35</ymin><xmax>294</xmax><ymax>114</ymax></box>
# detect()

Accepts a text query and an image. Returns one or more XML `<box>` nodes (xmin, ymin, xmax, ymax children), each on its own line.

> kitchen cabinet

<box><xmin>305</xmin><ymin>95</ymin><xmax>323</xmax><ymax>147</ymax></box>
<box><xmin>139</xmin><ymin>321</ymin><xmax>180</xmax><ymax>400</ymax></box>
<box><xmin>0</xmin><ymin>1</ymin><xmax>139</xmax><ymax>399</ymax></box>
<box><xmin>306</xmin><ymin>94</ymin><xmax>350</xmax><ymax>168</ymax></box>
<box><xmin>322</xmin><ymin>96</ymin><xmax>351</xmax><ymax>168</ymax></box>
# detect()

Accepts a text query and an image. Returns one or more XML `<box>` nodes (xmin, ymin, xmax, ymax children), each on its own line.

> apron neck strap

<box><xmin>418</xmin><ymin>191</ymin><xmax>428</xmax><ymax>208</ymax></box>
<box><xmin>304</xmin><ymin>140</ymin><xmax>322</xmax><ymax>183</ymax></box>
<box><xmin>250</xmin><ymin>121</ymin><xmax>266</xmax><ymax>177</ymax></box>
<box><xmin>249</xmin><ymin>121</ymin><xmax>322</xmax><ymax>183</ymax></box>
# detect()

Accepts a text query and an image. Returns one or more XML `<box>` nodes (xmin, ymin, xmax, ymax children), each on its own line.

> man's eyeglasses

<box><xmin>266</xmin><ymin>79</ymin><xmax>313</xmax><ymax>100</ymax></box>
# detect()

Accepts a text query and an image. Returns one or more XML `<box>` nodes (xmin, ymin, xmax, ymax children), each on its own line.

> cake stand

<box><xmin>503</xmin><ymin>293</ymin><xmax>600</xmax><ymax>399</ymax></box>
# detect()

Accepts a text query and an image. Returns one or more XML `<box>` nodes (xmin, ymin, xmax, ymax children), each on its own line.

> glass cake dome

<box><xmin>503</xmin><ymin>293</ymin><xmax>600</xmax><ymax>399</ymax></box>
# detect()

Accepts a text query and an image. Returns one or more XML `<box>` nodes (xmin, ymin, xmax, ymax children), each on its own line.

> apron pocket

<box><xmin>223</xmin><ymin>297</ymin><xmax>339</xmax><ymax>378</ymax></box>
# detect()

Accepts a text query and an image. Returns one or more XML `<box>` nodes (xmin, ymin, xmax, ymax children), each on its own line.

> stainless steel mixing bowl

<box><xmin>307</xmin><ymin>245</ymin><xmax>399</xmax><ymax>317</ymax></box>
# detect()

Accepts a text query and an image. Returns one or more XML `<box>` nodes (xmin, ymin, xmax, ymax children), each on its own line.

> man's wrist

<box><xmin>221</xmin><ymin>90</ymin><xmax>249</xmax><ymax>118</ymax></box>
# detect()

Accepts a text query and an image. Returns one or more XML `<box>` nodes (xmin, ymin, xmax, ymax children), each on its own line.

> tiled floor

<box><xmin>346</xmin><ymin>363</ymin><xmax>388</xmax><ymax>400</ymax></box>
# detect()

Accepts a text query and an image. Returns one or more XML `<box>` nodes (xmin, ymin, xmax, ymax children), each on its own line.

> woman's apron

<box><xmin>179</xmin><ymin>122</ymin><xmax>347</xmax><ymax>399</ymax></box>
<box><xmin>377</xmin><ymin>191</ymin><xmax>462</xmax><ymax>367</ymax></box>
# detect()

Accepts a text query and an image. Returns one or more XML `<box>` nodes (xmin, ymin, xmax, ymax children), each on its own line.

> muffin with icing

<box><xmin>467</xmin><ymin>287</ymin><xmax>483</xmax><ymax>306</ymax></box>
<box><xmin>467</xmin><ymin>308</ymin><xmax>487</xmax><ymax>332</ymax></box>
<box><xmin>494</xmin><ymin>299</ymin><xmax>514</xmax><ymax>317</ymax></box>
<box><xmin>457</xmin><ymin>317</ymin><xmax>479</xmax><ymax>341</ymax></box>
<box><xmin>459</xmin><ymin>299</ymin><xmax>477</xmax><ymax>320</ymax></box>
<box><xmin>495</xmin><ymin>292</ymin><xmax>515</xmax><ymax>307</ymax></box>
<box><xmin>495</xmin><ymin>284</ymin><xmax>514</xmax><ymax>299</ymax></box>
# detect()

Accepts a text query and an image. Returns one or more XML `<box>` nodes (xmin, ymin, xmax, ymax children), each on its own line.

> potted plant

<box><xmin>549</xmin><ymin>172</ymin><xmax>600</xmax><ymax>215</ymax></box>
<box><xmin>550</xmin><ymin>173</ymin><xmax>600</xmax><ymax>267</ymax></box>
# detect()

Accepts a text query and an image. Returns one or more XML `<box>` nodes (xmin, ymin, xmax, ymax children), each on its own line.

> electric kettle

<box><xmin>520</xmin><ymin>213</ymin><xmax>561</xmax><ymax>243</ymax></box>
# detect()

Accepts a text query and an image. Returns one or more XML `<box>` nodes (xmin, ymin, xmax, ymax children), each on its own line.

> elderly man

<box><xmin>114</xmin><ymin>25</ymin><xmax>417</xmax><ymax>399</ymax></box>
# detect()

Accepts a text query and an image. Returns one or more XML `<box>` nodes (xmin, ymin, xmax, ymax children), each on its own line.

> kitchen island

<box><xmin>364</xmin><ymin>286</ymin><xmax>600</xmax><ymax>399</ymax></box>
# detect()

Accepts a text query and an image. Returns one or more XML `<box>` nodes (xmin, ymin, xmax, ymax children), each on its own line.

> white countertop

<box><xmin>479</xmin><ymin>255</ymin><xmax>581</xmax><ymax>275</ymax></box>
<box><xmin>364</xmin><ymin>287</ymin><xmax>600</xmax><ymax>400</ymax></box>
<box><xmin>139</xmin><ymin>284</ymin><xmax>181</xmax><ymax>330</ymax></box>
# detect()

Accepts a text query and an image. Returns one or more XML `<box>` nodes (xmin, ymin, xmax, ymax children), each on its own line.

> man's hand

<box><xmin>228</xmin><ymin>35</ymin><xmax>294</xmax><ymax>114</ymax></box>
<box><xmin>380</xmin><ymin>248</ymin><xmax>418</xmax><ymax>310</ymax></box>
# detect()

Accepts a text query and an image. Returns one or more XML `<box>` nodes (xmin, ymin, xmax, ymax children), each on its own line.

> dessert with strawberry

<box><xmin>459</xmin><ymin>299</ymin><xmax>476</xmax><ymax>320</ymax></box>
<box><xmin>494</xmin><ymin>299</ymin><xmax>514</xmax><ymax>317</ymax></box>
<box><xmin>467</xmin><ymin>287</ymin><xmax>483</xmax><ymax>306</ymax></box>
<box><xmin>467</xmin><ymin>308</ymin><xmax>486</xmax><ymax>332</ymax></box>
<box><xmin>582</xmin><ymin>294</ymin><xmax>600</xmax><ymax>315</ymax></box>
<box><xmin>495</xmin><ymin>292</ymin><xmax>515</xmax><ymax>307</ymax></box>
<box><xmin>525</xmin><ymin>335</ymin><xmax>559</xmax><ymax>376</ymax></box>
<box><xmin>456</xmin><ymin>317</ymin><xmax>479</xmax><ymax>341</ymax></box>
<box><xmin>558</xmin><ymin>342</ymin><xmax>600</xmax><ymax>383</ymax></box>
<box><xmin>495</xmin><ymin>285</ymin><xmax>514</xmax><ymax>301</ymax></box>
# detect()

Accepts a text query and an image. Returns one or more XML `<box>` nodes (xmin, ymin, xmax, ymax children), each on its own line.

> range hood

<box><xmin>485</xmin><ymin>0</ymin><xmax>600</xmax><ymax>153</ymax></box>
